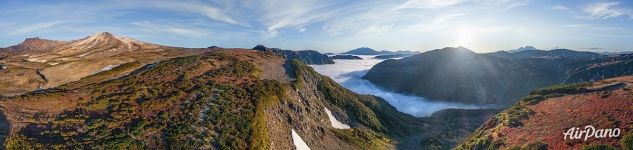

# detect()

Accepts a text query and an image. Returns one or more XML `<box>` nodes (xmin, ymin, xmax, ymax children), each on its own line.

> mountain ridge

<box><xmin>251</xmin><ymin>44</ymin><xmax>334</xmax><ymax>65</ymax></box>
<box><xmin>364</xmin><ymin>46</ymin><xmax>633</xmax><ymax>105</ymax></box>
<box><xmin>342</xmin><ymin>47</ymin><xmax>419</xmax><ymax>55</ymax></box>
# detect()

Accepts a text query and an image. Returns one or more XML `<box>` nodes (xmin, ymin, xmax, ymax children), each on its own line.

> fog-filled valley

<box><xmin>310</xmin><ymin>55</ymin><xmax>492</xmax><ymax>117</ymax></box>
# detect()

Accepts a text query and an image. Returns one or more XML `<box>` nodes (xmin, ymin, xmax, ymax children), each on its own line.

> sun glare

<box><xmin>454</xmin><ymin>26</ymin><xmax>475</xmax><ymax>48</ymax></box>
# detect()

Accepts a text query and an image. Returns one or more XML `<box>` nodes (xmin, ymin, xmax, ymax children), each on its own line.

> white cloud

<box><xmin>393</xmin><ymin>0</ymin><xmax>530</xmax><ymax>11</ymax></box>
<box><xmin>132</xmin><ymin>21</ymin><xmax>207</xmax><ymax>37</ymax></box>
<box><xmin>394</xmin><ymin>0</ymin><xmax>464</xmax><ymax>10</ymax></box>
<box><xmin>356</xmin><ymin>24</ymin><xmax>394</xmax><ymax>36</ymax></box>
<box><xmin>11</xmin><ymin>20</ymin><xmax>66</xmax><ymax>35</ymax></box>
<box><xmin>113</xmin><ymin>0</ymin><xmax>243</xmax><ymax>26</ymax></box>
<box><xmin>552</xmin><ymin>5</ymin><xmax>570</xmax><ymax>11</ymax></box>
<box><xmin>583</xmin><ymin>2</ymin><xmax>633</xmax><ymax>19</ymax></box>
<box><xmin>249</xmin><ymin>0</ymin><xmax>341</xmax><ymax>37</ymax></box>
<box><xmin>562</xmin><ymin>24</ymin><xmax>588</xmax><ymax>28</ymax></box>
<box><xmin>432</xmin><ymin>12</ymin><xmax>467</xmax><ymax>24</ymax></box>
<box><xmin>478</xmin><ymin>0</ymin><xmax>531</xmax><ymax>9</ymax></box>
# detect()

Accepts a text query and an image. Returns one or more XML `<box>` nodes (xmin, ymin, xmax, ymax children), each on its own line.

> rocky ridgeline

<box><xmin>252</xmin><ymin>44</ymin><xmax>334</xmax><ymax>65</ymax></box>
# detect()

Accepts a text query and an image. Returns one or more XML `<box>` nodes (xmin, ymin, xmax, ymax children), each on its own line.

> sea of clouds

<box><xmin>310</xmin><ymin>55</ymin><xmax>488</xmax><ymax>117</ymax></box>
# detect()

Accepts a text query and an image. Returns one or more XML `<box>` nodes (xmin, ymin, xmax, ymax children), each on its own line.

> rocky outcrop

<box><xmin>252</xmin><ymin>45</ymin><xmax>334</xmax><ymax>65</ymax></box>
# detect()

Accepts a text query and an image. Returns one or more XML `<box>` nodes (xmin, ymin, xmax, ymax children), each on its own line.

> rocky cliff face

<box><xmin>252</xmin><ymin>44</ymin><xmax>334</xmax><ymax>65</ymax></box>
<box><xmin>363</xmin><ymin>47</ymin><xmax>633</xmax><ymax>105</ymax></box>
<box><xmin>456</xmin><ymin>76</ymin><xmax>633</xmax><ymax>149</ymax></box>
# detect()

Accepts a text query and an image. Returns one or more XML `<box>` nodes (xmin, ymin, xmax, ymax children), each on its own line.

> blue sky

<box><xmin>1</xmin><ymin>0</ymin><xmax>632</xmax><ymax>53</ymax></box>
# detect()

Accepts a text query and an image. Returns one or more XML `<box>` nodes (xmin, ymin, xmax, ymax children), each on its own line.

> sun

<box><xmin>454</xmin><ymin>26</ymin><xmax>475</xmax><ymax>48</ymax></box>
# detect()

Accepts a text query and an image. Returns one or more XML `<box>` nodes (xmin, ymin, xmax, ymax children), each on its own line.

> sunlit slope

<box><xmin>456</xmin><ymin>76</ymin><xmax>633</xmax><ymax>149</ymax></box>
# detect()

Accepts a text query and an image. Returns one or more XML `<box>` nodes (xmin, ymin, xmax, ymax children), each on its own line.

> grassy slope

<box><xmin>1</xmin><ymin>51</ymin><xmax>429</xmax><ymax>150</ymax></box>
<box><xmin>2</xmin><ymin>53</ymin><xmax>285</xmax><ymax>149</ymax></box>
<box><xmin>456</xmin><ymin>80</ymin><xmax>633</xmax><ymax>150</ymax></box>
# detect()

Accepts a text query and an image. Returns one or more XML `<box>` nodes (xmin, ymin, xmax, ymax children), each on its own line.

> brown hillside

<box><xmin>457</xmin><ymin>76</ymin><xmax>633</xmax><ymax>150</ymax></box>
<box><xmin>0</xmin><ymin>32</ymin><xmax>211</xmax><ymax>96</ymax></box>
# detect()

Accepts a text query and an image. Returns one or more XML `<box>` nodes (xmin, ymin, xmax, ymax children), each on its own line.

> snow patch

<box><xmin>324</xmin><ymin>107</ymin><xmax>350</xmax><ymax>129</ymax></box>
<box><xmin>91</xmin><ymin>64</ymin><xmax>121</xmax><ymax>75</ymax></box>
<box><xmin>291</xmin><ymin>129</ymin><xmax>311</xmax><ymax>150</ymax></box>
<box><xmin>99</xmin><ymin>64</ymin><xmax>120</xmax><ymax>72</ymax></box>
<box><xmin>26</xmin><ymin>57</ymin><xmax>48</xmax><ymax>63</ymax></box>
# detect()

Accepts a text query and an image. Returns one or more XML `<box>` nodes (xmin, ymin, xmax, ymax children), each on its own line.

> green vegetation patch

<box><xmin>622</xmin><ymin>132</ymin><xmax>633</xmax><ymax>150</ymax></box>
<box><xmin>581</xmin><ymin>144</ymin><xmax>617</xmax><ymax>150</ymax></box>
<box><xmin>528</xmin><ymin>82</ymin><xmax>592</xmax><ymax>99</ymax></box>
<box><xmin>332</xmin><ymin>128</ymin><xmax>392</xmax><ymax>150</ymax></box>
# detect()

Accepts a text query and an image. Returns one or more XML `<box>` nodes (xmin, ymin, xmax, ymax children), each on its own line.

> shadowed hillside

<box><xmin>364</xmin><ymin>47</ymin><xmax>633</xmax><ymax>105</ymax></box>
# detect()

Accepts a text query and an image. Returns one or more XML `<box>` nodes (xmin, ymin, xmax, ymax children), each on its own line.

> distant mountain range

<box><xmin>489</xmin><ymin>48</ymin><xmax>606</xmax><ymax>60</ymax></box>
<box><xmin>342</xmin><ymin>47</ymin><xmax>419</xmax><ymax>55</ymax></box>
<box><xmin>506</xmin><ymin>46</ymin><xmax>539</xmax><ymax>53</ymax></box>
<box><xmin>364</xmin><ymin>46</ymin><xmax>633</xmax><ymax>105</ymax></box>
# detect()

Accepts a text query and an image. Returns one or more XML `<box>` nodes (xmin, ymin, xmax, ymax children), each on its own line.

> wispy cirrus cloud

<box><xmin>2</xmin><ymin>0</ymin><xmax>632</xmax><ymax>52</ymax></box>
<box><xmin>432</xmin><ymin>12</ymin><xmax>468</xmax><ymax>24</ymax></box>
<box><xmin>394</xmin><ymin>0</ymin><xmax>465</xmax><ymax>10</ymax></box>
<box><xmin>562</xmin><ymin>24</ymin><xmax>589</xmax><ymax>28</ymax></box>
<box><xmin>120</xmin><ymin>0</ymin><xmax>243</xmax><ymax>26</ymax></box>
<box><xmin>476</xmin><ymin>0</ymin><xmax>531</xmax><ymax>9</ymax></box>
<box><xmin>11</xmin><ymin>20</ymin><xmax>67</xmax><ymax>35</ymax></box>
<box><xmin>132</xmin><ymin>21</ymin><xmax>208</xmax><ymax>37</ymax></box>
<box><xmin>249</xmin><ymin>0</ymin><xmax>344</xmax><ymax>37</ymax></box>
<box><xmin>582</xmin><ymin>2</ymin><xmax>633</xmax><ymax>19</ymax></box>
